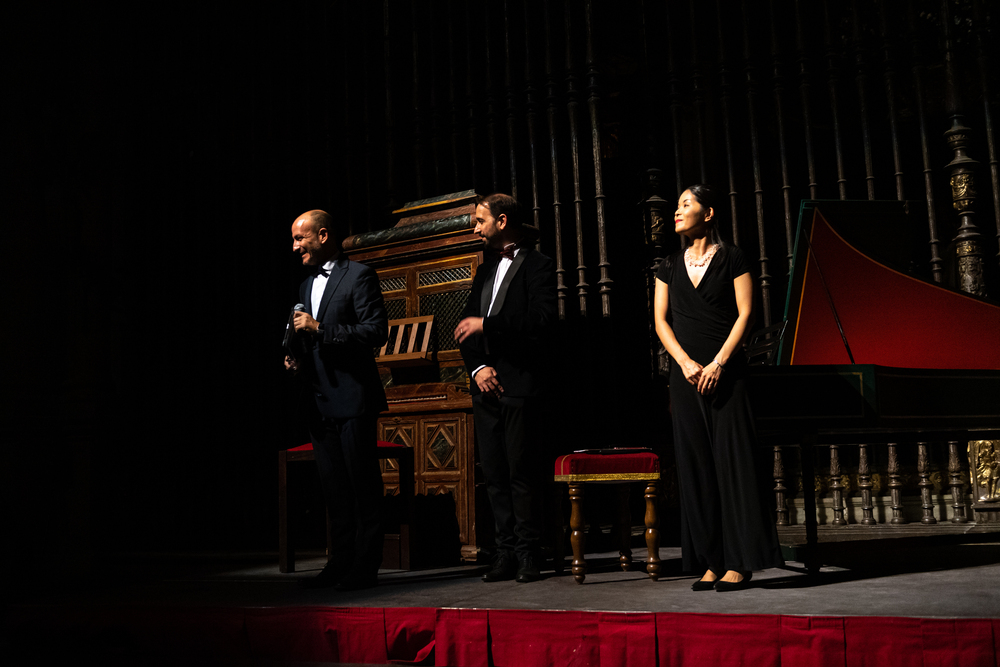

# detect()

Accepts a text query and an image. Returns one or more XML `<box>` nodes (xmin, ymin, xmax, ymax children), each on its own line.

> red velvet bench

<box><xmin>553</xmin><ymin>450</ymin><xmax>661</xmax><ymax>584</ymax></box>
<box><xmin>278</xmin><ymin>441</ymin><xmax>415</xmax><ymax>573</ymax></box>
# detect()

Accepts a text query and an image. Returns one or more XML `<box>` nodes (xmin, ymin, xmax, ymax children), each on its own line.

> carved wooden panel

<box><xmin>380</xmin><ymin>419</ymin><xmax>416</xmax><ymax>475</ymax></box>
<box><xmin>423</xmin><ymin>419</ymin><xmax>461</xmax><ymax>472</ymax></box>
<box><xmin>419</xmin><ymin>414</ymin><xmax>470</xmax><ymax>545</ymax></box>
<box><xmin>379</xmin><ymin>411</ymin><xmax>475</xmax><ymax>555</ymax></box>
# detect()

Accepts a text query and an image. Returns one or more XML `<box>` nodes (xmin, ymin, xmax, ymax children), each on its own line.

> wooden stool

<box><xmin>278</xmin><ymin>440</ymin><xmax>415</xmax><ymax>572</ymax></box>
<box><xmin>554</xmin><ymin>450</ymin><xmax>661</xmax><ymax>584</ymax></box>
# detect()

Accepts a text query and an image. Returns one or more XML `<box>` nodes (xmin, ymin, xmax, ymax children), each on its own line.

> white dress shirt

<box><xmin>311</xmin><ymin>256</ymin><xmax>339</xmax><ymax>316</ymax></box>
<box><xmin>488</xmin><ymin>248</ymin><xmax>518</xmax><ymax>316</ymax></box>
<box><xmin>472</xmin><ymin>248</ymin><xmax>519</xmax><ymax>379</ymax></box>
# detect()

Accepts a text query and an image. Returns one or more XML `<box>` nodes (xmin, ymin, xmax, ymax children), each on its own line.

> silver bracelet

<box><xmin>713</xmin><ymin>358</ymin><xmax>725</xmax><ymax>371</ymax></box>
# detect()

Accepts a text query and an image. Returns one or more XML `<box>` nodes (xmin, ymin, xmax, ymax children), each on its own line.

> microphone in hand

<box><xmin>283</xmin><ymin>303</ymin><xmax>307</xmax><ymax>352</ymax></box>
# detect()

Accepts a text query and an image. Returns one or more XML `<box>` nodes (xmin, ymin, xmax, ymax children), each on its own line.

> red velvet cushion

<box><xmin>554</xmin><ymin>452</ymin><xmax>660</xmax><ymax>481</ymax></box>
<box><xmin>290</xmin><ymin>440</ymin><xmax>403</xmax><ymax>452</ymax></box>
<box><xmin>376</xmin><ymin>440</ymin><xmax>405</xmax><ymax>448</ymax></box>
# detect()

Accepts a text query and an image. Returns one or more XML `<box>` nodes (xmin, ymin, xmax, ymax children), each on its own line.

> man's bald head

<box><xmin>295</xmin><ymin>210</ymin><xmax>343</xmax><ymax>244</ymax></box>
<box><xmin>291</xmin><ymin>209</ymin><xmax>344</xmax><ymax>266</ymax></box>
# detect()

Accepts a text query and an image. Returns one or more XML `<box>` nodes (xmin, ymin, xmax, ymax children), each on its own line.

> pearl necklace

<box><xmin>685</xmin><ymin>244</ymin><xmax>718</xmax><ymax>268</ymax></box>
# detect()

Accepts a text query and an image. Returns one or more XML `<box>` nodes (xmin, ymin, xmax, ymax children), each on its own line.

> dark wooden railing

<box><xmin>770</xmin><ymin>441</ymin><xmax>978</xmax><ymax>538</ymax></box>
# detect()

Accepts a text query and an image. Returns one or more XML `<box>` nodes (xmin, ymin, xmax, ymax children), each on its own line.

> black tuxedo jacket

<box><xmin>459</xmin><ymin>247</ymin><xmax>557</xmax><ymax>398</ymax></box>
<box><xmin>298</xmin><ymin>256</ymin><xmax>388</xmax><ymax>420</ymax></box>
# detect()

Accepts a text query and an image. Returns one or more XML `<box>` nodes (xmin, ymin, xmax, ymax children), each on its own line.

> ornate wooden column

<box><xmin>907</xmin><ymin>1</ymin><xmax>944</xmax><ymax>282</ymax></box>
<box><xmin>644</xmin><ymin>168</ymin><xmax>670</xmax><ymax>376</ymax></box>
<box><xmin>857</xmin><ymin>443</ymin><xmax>876</xmax><ymax>525</ymax></box>
<box><xmin>717</xmin><ymin>0</ymin><xmax>740</xmax><ymax>245</ymax></box>
<box><xmin>972</xmin><ymin>0</ymin><xmax>1000</xmax><ymax>267</ymax></box>
<box><xmin>917</xmin><ymin>443</ymin><xmax>937</xmax><ymax>525</ymax></box>
<box><xmin>639</xmin><ymin>0</ymin><xmax>668</xmax><ymax>376</ymax></box>
<box><xmin>794</xmin><ymin>0</ymin><xmax>818</xmax><ymax>200</ymax></box>
<box><xmin>769</xmin><ymin>0</ymin><xmax>794</xmax><ymax>270</ymax></box>
<box><xmin>565</xmin><ymin>0</ymin><xmax>590</xmax><ymax>317</ymax></box>
<box><xmin>849</xmin><ymin>0</ymin><xmax>876</xmax><ymax>200</ymax></box>
<box><xmin>948</xmin><ymin>441</ymin><xmax>968</xmax><ymax>524</ymax></box>
<box><xmin>823</xmin><ymin>0</ymin><xmax>848</xmax><ymax>200</ymax></box>
<box><xmin>773</xmin><ymin>446</ymin><xmax>789</xmax><ymax>526</ymax></box>
<box><xmin>585</xmin><ymin>0</ymin><xmax>612</xmax><ymax>316</ymax></box>
<box><xmin>878</xmin><ymin>1</ymin><xmax>905</xmax><ymax>201</ymax></box>
<box><xmin>888</xmin><ymin>442</ymin><xmax>907</xmax><ymax>525</ymax></box>
<box><xmin>543</xmin><ymin>0</ymin><xmax>568</xmax><ymax>319</ymax></box>
<box><xmin>742</xmin><ymin>1</ymin><xmax>772</xmax><ymax>325</ymax></box>
<box><xmin>941</xmin><ymin>0</ymin><xmax>985</xmax><ymax>297</ymax></box>
<box><xmin>829</xmin><ymin>444</ymin><xmax>846</xmax><ymax>526</ymax></box>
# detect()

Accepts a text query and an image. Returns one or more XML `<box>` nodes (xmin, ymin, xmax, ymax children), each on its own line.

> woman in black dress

<box><xmin>653</xmin><ymin>184</ymin><xmax>783</xmax><ymax>591</ymax></box>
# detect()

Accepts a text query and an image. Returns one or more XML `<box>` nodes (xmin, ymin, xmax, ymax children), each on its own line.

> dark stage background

<box><xmin>5</xmin><ymin>0</ymin><xmax>998</xmax><ymax>585</ymax></box>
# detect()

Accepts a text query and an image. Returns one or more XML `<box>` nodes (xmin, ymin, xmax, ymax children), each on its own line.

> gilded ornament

<box><xmin>950</xmin><ymin>173</ymin><xmax>976</xmax><ymax>211</ymax></box>
<box><xmin>870</xmin><ymin>473</ymin><xmax>882</xmax><ymax>494</ymax></box>
<box><xmin>956</xmin><ymin>240</ymin><xmax>978</xmax><ymax>257</ymax></box>
<box><xmin>957</xmin><ymin>248</ymin><xmax>985</xmax><ymax>297</ymax></box>
<box><xmin>971</xmin><ymin>440</ymin><xmax>1000</xmax><ymax>502</ymax></box>
<box><xmin>649</xmin><ymin>210</ymin><xmax>666</xmax><ymax>247</ymax></box>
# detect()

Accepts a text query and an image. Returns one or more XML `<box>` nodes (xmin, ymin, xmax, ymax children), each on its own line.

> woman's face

<box><xmin>674</xmin><ymin>189</ymin><xmax>713</xmax><ymax>238</ymax></box>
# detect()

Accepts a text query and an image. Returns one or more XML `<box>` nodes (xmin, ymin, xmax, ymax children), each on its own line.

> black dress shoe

<box><xmin>714</xmin><ymin>571</ymin><xmax>752</xmax><ymax>592</ymax></box>
<box><xmin>691</xmin><ymin>579</ymin><xmax>716</xmax><ymax>591</ymax></box>
<box><xmin>299</xmin><ymin>567</ymin><xmax>347</xmax><ymax>590</ymax></box>
<box><xmin>516</xmin><ymin>554</ymin><xmax>542</xmax><ymax>583</ymax></box>
<box><xmin>299</xmin><ymin>560</ymin><xmax>350</xmax><ymax>589</ymax></box>
<box><xmin>482</xmin><ymin>552</ymin><xmax>518</xmax><ymax>582</ymax></box>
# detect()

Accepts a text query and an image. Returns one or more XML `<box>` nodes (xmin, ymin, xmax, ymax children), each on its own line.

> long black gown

<box><xmin>656</xmin><ymin>245</ymin><xmax>784</xmax><ymax>575</ymax></box>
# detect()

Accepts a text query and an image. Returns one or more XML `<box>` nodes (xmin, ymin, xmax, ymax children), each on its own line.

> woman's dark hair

<box><xmin>680</xmin><ymin>183</ymin><xmax>725</xmax><ymax>250</ymax></box>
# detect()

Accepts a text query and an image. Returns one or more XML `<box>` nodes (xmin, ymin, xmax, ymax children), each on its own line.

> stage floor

<box><xmin>13</xmin><ymin>539</ymin><xmax>1000</xmax><ymax>619</ymax></box>
<box><xmin>7</xmin><ymin>539</ymin><xmax>1000</xmax><ymax>665</ymax></box>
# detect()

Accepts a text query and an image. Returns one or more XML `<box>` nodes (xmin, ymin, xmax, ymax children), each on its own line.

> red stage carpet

<box><xmin>17</xmin><ymin>604</ymin><xmax>999</xmax><ymax>666</ymax></box>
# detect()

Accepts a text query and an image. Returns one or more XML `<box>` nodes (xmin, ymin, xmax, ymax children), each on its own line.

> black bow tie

<box><xmin>315</xmin><ymin>266</ymin><xmax>330</xmax><ymax>277</ymax></box>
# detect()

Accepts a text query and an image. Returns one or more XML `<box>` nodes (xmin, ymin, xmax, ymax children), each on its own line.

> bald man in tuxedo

<box><xmin>286</xmin><ymin>210</ymin><xmax>388</xmax><ymax>590</ymax></box>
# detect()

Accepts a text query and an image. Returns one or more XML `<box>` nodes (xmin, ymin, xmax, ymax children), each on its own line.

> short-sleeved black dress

<box><xmin>656</xmin><ymin>244</ymin><xmax>783</xmax><ymax>575</ymax></box>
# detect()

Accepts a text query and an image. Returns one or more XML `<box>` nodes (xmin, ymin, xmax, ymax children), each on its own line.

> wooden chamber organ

<box><xmin>343</xmin><ymin>190</ymin><xmax>485</xmax><ymax>562</ymax></box>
